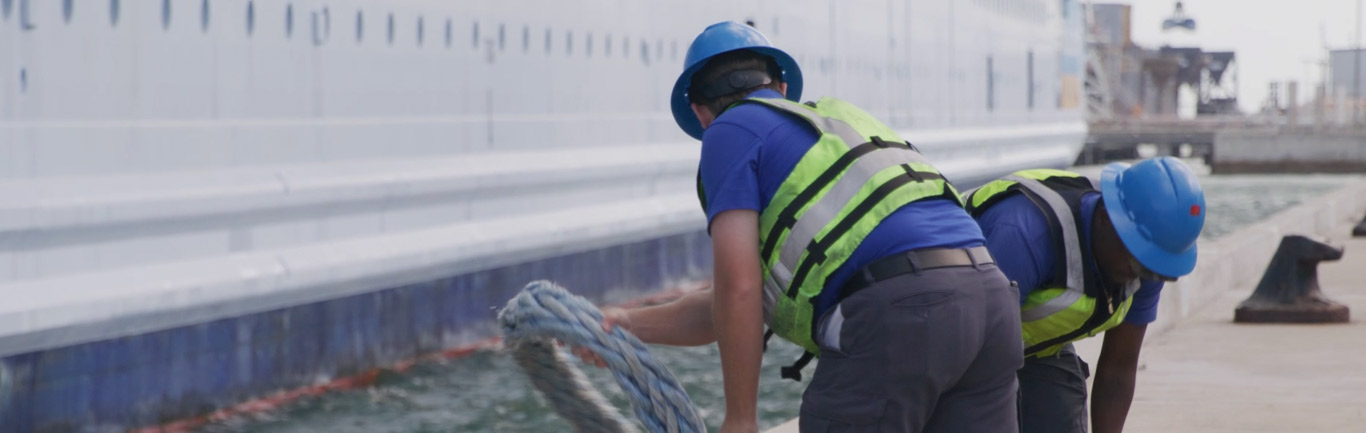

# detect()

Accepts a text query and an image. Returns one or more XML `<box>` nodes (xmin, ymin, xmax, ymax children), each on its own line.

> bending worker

<box><xmin>962</xmin><ymin>157</ymin><xmax>1206</xmax><ymax>433</ymax></box>
<box><xmin>582</xmin><ymin>21</ymin><xmax>1022</xmax><ymax>433</ymax></box>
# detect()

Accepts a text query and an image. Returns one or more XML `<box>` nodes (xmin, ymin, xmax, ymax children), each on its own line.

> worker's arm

<box><xmin>710</xmin><ymin>209</ymin><xmax>764</xmax><ymax>433</ymax></box>
<box><xmin>612</xmin><ymin>287</ymin><xmax>717</xmax><ymax>346</ymax></box>
<box><xmin>1091</xmin><ymin>322</ymin><xmax>1148</xmax><ymax>433</ymax></box>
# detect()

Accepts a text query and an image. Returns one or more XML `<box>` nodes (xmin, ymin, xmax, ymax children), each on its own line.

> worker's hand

<box><xmin>567</xmin><ymin>307</ymin><xmax>632</xmax><ymax>368</ymax></box>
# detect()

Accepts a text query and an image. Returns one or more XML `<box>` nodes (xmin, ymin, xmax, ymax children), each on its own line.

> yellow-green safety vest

<box><xmin>698</xmin><ymin>96</ymin><xmax>960</xmax><ymax>353</ymax></box>
<box><xmin>963</xmin><ymin>169</ymin><xmax>1140</xmax><ymax>358</ymax></box>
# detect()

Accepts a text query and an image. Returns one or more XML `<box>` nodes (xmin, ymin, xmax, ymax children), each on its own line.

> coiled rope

<box><xmin>498</xmin><ymin>280</ymin><xmax>705</xmax><ymax>433</ymax></box>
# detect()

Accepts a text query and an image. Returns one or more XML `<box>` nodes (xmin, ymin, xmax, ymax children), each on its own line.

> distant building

<box><xmin>1085</xmin><ymin>2</ymin><xmax>1238</xmax><ymax>118</ymax></box>
<box><xmin>1090</xmin><ymin>3</ymin><xmax>1133</xmax><ymax>47</ymax></box>
<box><xmin>1329</xmin><ymin>48</ymin><xmax>1366</xmax><ymax>100</ymax></box>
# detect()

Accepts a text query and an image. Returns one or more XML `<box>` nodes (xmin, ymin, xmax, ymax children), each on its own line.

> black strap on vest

<box><xmin>784</xmin><ymin>167</ymin><xmax>949</xmax><ymax>299</ymax></box>
<box><xmin>762</xmin><ymin>329</ymin><xmax>815</xmax><ymax>381</ymax></box>
<box><xmin>781</xmin><ymin>352</ymin><xmax>816</xmax><ymax>382</ymax></box>
<box><xmin>760</xmin><ymin>139</ymin><xmax>911</xmax><ymax>261</ymax></box>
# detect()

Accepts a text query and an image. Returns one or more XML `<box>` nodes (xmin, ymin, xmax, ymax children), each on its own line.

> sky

<box><xmin>1119</xmin><ymin>0</ymin><xmax>1362</xmax><ymax>112</ymax></box>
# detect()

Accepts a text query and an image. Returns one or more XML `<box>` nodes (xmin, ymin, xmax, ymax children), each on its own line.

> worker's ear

<box><xmin>691</xmin><ymin>103</ymin><xmax>717</xmax><ymax>129</ymax></box>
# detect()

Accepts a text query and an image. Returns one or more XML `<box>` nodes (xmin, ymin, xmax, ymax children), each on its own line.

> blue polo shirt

<box><xmin>698</xmin><ymin>89</ymin><xmax>985</xmax><ymax>318</ymax></box>
<box><xmin>973</xmin><ymin>192</ymin><xmax>1163</xmax><ymax>325</ymax></box>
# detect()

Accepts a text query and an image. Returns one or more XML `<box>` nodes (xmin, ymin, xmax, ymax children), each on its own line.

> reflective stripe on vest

<box><xmin>1004</xmin><ymin>174</ymin><xmax>1091</xmax><ymax>322</ymax></box>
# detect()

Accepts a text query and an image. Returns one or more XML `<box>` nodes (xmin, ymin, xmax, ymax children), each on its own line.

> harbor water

<box><xmin>211</xmin><ymin>173</ymin><xmax>1360</xmax><ymax>433</ymax></box>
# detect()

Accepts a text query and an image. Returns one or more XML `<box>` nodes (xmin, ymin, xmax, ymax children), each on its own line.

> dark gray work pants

<box><xmin>1018</xmin><ymin>343</ymin><xmax>1091</xmax><ymax>433</ymax></box>
<box><xmin>798</xmin><ymin>263</ymin><xmax>1023</xmax><ymax>433</ymax></box>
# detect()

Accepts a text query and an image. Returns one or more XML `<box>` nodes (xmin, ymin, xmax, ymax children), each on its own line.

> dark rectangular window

<box><xmin>1027</xmin><ymin>50</ymin><xmax>1035</xmax><ymax>110</ymax></box>
<box><xmin>987</xmin><ymin>56</ymin><xmax>995</xmax><ymax>111</ymax></box>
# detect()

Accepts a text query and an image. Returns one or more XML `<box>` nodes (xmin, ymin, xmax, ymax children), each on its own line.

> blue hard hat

<box><xmin>670</xmin><ymin>21</ymin><xmax>803</xmax><ymax>140</ymax></box>
<box><xmin>1100</xmin><ymin>157</ymin><xmax>1206</xmax><ymax>278</ymax></box>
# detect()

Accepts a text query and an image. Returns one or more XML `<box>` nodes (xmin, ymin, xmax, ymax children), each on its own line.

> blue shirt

<box><xmin>974</xmin><ymin>192</ymin><xmax>1163</xmax><ymax>325</ymax></box>
<box><xmin>697</xmin><ymin>89</ymin><xmax>985</xmax><ymax>317</ymax></box>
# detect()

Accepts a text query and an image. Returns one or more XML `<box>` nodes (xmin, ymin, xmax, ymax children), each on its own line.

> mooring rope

<box><xmin>498</xmin><ymin>280</ymin><xmax>705</xmax><ymax>433</ymax></box>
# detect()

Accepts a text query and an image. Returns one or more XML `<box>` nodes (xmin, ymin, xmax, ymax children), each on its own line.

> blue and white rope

<box><xmin>499</xmin><ymin>280</ymin><xmax>705</xmax><ymax>433</ymax></box>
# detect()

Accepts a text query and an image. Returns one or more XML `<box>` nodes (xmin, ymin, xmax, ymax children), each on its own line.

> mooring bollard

<box><xmin>1235</xmin><ymin>235</ymin><xmax>1349</xmax><ymax>323</ymax></box>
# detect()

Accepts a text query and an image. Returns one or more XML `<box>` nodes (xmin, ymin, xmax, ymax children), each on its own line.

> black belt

<box><xmin>838</xmin><ymin>245</ymin><xmax>995</xmax><ymax>301</ymax></box>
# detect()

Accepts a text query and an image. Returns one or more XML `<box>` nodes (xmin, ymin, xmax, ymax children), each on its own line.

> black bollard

<box><xmin>1354</xmin><ymin>213</ymin><xmax>1366</xmax><ymax>238</ymax></box>
<box><xmin>1235</xmin><ymin>235</ymin><xmax>1350</xmax><ymax>323</ymax></box>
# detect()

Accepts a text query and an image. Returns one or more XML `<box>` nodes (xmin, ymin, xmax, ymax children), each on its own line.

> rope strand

<box><xmin>499</xmin><ymin>280</ymin><xmax>705</xmax><ymax>433</ymax></box>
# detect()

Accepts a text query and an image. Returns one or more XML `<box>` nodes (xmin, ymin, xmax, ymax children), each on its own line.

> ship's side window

<box><xmin>986</xmin><ymin>56</ymin><xmax>995</xmax><ymax>111</ymax></box>
<box><xmin>355</xmin><ymin>10</ymin><xmax>362</xmax><ymax>43</ymax></box>
<box><xmin>498</xmin><ymin>23</ymin><xmax>505</xmax><ymax>51</ymax></box>
<box><xmin>605</xmin><ymin>33</ymin><xmax>612</xmax><ymax>56</ymax></box>
<box><xmin>655</xmin><ymin>40</ymin><xmax>662</xmax><ymax>63</ymax></box>
<box><xmin>640</xmin><ymin>40</ymin><xmax>649</xmax><ymax>66</ymax></box>
<box><xmin>285</xmin><ymin>3</ymin><xmax>293</xmax><ymax>38</ymax></box>
<box><xmin>161</xmin><ymin>0</ymin><xmax>171</xmax><ymax>30</ymax></box>
<box><xmin>62</xmin><ymin>0</ymin><xmax>72</xmax><ymax>24</ymax></box>
<box><xmin>522</xmin><ymin>25</ymin><xmax>529</xmax><ymax>53</ymax></box>
<box><xmin>472</xmin><ymin>21</ymin><xmax>479</xmax><ymax>49</ymax></box>
<box><xmin>1</xmin><ymin>0</ymin><xmax>12</xmax><ymax>20</ymax></box>
<box><xmin>245</xmin><ymin>1</ymin><xmax>254</xmax><ymax>35</ymax></box>
<box><xmin>586</xmin><ymin>32</ymin><xmax>593</xmax><ymax>57</ymax></box>
<box><xmin>1027</xmin><ymin>50</ymin><xmax>1035</xmax><ymax>110</ymax></box>
<box><xmin>623</xmin><ymin>36</ymin><xmax>629</xmax><ymax>59</ymax></box>
<box><xmin>565</xmin><ymin>30</ymin><xmax>572</xmax><ymax>56</ymax></box>
<box><xmin>417</xmin><ymin>16</ymin><xmax>424</xmax><ymax>47</ymax></box>
<box><xmin>544</xmin><ymin>28</ymin><xmax>551</xmax><ymax>54</ymax></box>
<box><xmin>200</xmin><ymin>0</ymin><xmax>209</xmax><ymax>32</ymax></box>
<box><xmin>386</xmin><ymin>13</ymin><xmax>394</xmax><ymax>45</ymax></box>
<box><xmin>671</xmin><ymin>41</ymin><xmax>677</xmax><ymax>60</ymax></box>
<box><xmin>444</xmin><ymin>18</ymin><xmax>451</xmax><ymax>48</ymax></box>
<box><xmin>109</xmin><ymin>0</ymin><xmax>118</xmax><ymax>26</ymax></box>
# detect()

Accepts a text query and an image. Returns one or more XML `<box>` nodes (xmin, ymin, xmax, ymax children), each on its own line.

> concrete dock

<box><xmin>1105</xmin><ymin>222</ymin><xmax>1366</xmax><ymax>433</ymax></box>
<box><xmin>767</xmin><ymin>179</ymin><xmax>1366</xmax><ymax>433</ymax></box>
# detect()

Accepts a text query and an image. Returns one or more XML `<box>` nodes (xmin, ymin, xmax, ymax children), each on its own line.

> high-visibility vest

<box><xmin>964</xmin><ymin>169</ymin><xmax>1140</xmax><ymax>357</ymax></box>
<box><xmin>698</xmin><ymin>96</ymin><xmax>960</xmax><ymax>353</ymax></box>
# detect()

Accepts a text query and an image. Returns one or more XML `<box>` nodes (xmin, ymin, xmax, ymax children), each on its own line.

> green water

<box><xmin>213</xmin><ymin>173</ymin><xmax>1358</xmax><ymax>433</ymax></box>
<box><xmin>206</xmin><ymin>343</ymin><xmax>809</xmax><ymax>433</ymax></box>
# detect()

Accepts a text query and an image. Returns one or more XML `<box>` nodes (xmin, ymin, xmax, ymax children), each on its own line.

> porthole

<box><xmin>416</xmin><ymin>16</ymin><xmax>423</xmax><ymax>46</ymax></box>
<box><xmin>521</xmin><ymin>25</ymin><xmax>529</xmax><ymax>52</ymax></box>
<box><xmin>443</xmin><ymin>18</ymin><xmax>451</xmax><ymax>48</ymax></box>
<box><xmin>245</xmin><ymin>1</ymin><xmax>254</xmax><ymax>35</ymax></box>
<box><xmin>354</xmin><ymin>10</ymin><xmax>362</xmax><ymax>42</ymax></box>
<box><xmin>285</xmin><ymin>4</ymin><xmax>293</xmax><ymax>37</ymax></box>
<box><xmin>108</xmin><ymin>0</ymin><xmax>118</xmax><ymax>26</ymax></box>
<box><xmin>565</xmin><ymin>30</ymin><xmax>571</xmax><ymax>55</ymax></box>
<box><xmin>161</xmin><ymin>0</ymin><xmax>171</xmax><ymax>30</ymax></box>
<box><xmin>640</xmin><ymin>41</ymin><xmax>649</xmax><ymax>65</ymax></box>
<box><xmin>498</xmin><ymin>24</ymin><xmax>505</xmax><ymax>51</ymax></box>
<box><xmin>61</xmin><ymin>0</ymin><xmax>72</xmax><ymax>24</ymax></box>
<box><xmin>605</xmin><ymin>34</ymin><xmax>612</xmax><ymax>56</ymax></box>
<box><xmin>386</xmin><ymin>13</ymin><xmax>393</xmax><ymax>45</ymax></box>
<box><xmin>586</xmin><ymin>33</ymin><xmax>593</xmax><ymax>57</ymax></box>
<box><xmin>472</xmin><ymin>21</ymin><xmax>479</xmax><ymax>48</ymax></box>
<box><xmin>543</xmin><ymin>28</ymin><xmax>551</xmax><ymax>53</ymax></box>
<box><xmin>200</xmin><ymin>0</ymin><xmax>209</xmax><ymax>32</ymax></box>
